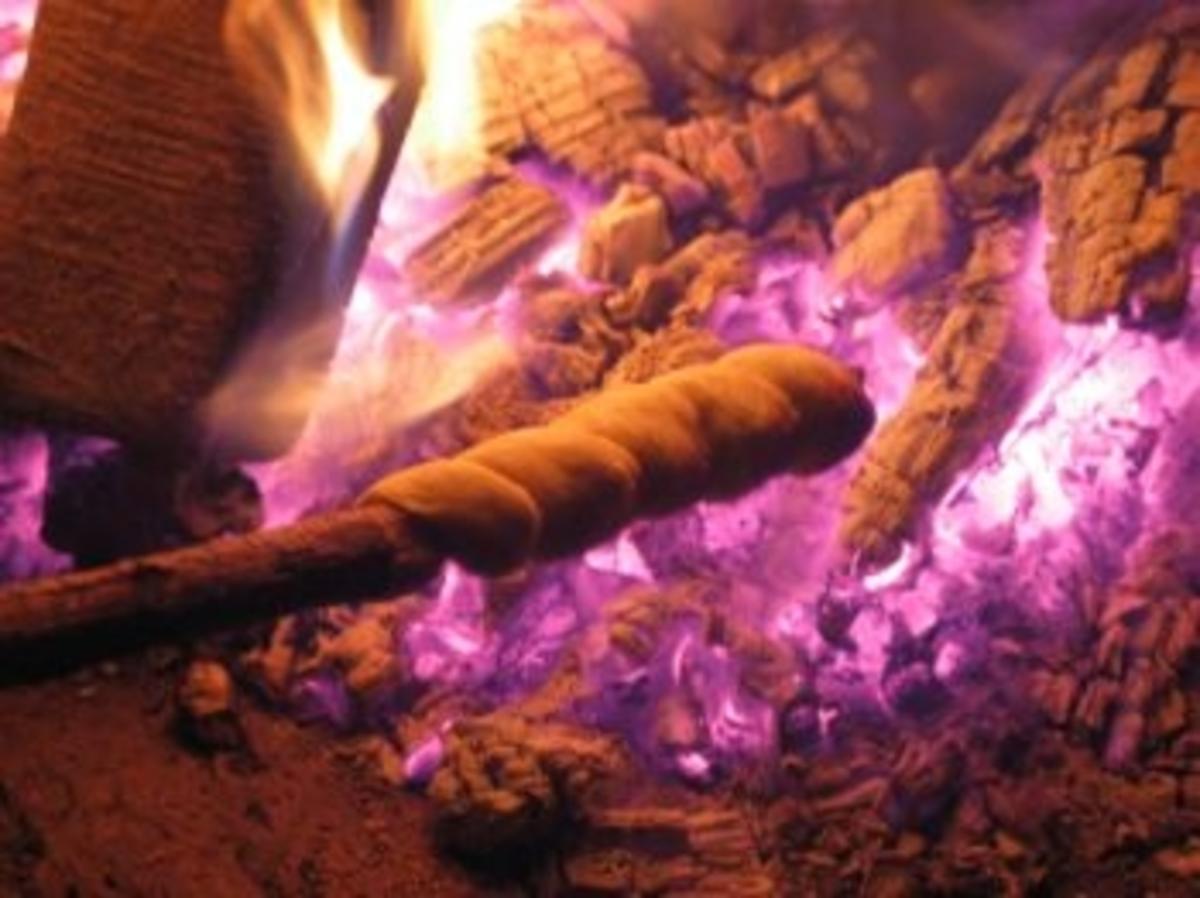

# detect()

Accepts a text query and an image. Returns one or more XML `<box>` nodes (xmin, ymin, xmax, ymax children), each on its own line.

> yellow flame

<box><xmin>224</xmin><ymin>0</ymin><xmax>394</xmax><ymax>216</ymax></box>
<box><xmin>406</xmin><ymin>0</ymin><xmax>522</xmax><ymax>182</ymax></box>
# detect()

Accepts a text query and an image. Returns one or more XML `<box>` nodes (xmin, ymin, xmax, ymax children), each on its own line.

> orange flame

<box><xmin>224</xmin><ymin>0</ymin><xmax>396</xmax><ymax>223</ymax></box>
<box><xmin>213</xmin><ymin>0</ymin><xmax>526</xmax><ymax>462</ymax></box>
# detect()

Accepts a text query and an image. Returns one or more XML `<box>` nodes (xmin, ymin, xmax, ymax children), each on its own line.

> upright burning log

<box><xmin>0</xmin><ymin>0</ymin><xmax>422</xmax><ymax>459</ymax></box>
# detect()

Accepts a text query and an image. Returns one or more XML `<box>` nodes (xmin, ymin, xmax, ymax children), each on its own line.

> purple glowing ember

<box><xmin>249</xmin><ymin>182</ymin><xmax>1199</xmax><ymax>784</ymax></box>
<box><xmin>0</xmin><ymin>433</ymin><xmax>66</xmax><ymax>580</ymax></box>
<box><xmin>2</xmin><ymin>0</ymin><xmax>1200</xmax><ymax>795</ymax></box>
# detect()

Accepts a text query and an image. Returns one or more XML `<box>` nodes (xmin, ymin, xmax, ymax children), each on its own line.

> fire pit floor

<box><xmin>0</xmin><ymin>661</ymin><xmax>476</xmax><ymax>898</ymax></box>
<box><xmin>4</xmin><ymin>648</ymin><xmax>1200</xmax><ymax>896</ymax></box>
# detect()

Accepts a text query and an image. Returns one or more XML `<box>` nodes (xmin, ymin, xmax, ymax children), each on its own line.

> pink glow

<box><xmin>346</xmin><ymin>228</ymin><xmax>1200</xmax><ymax>777</ymax></box>
<box><xmin>0</xmin><ymin>434</ymin><xmax>67</xmax><ymax>581</ymax></box>
<box><xmin>404</xmin><ymin>565</ymin><xmax>495</xmax><ymax>686</ymax></box>
<box><xmin>0</xmin><ymin>0</ymin><xmax>33</xmax><ymax>129</ymax></box>
<box><xmin>402</xmin><ymin>734</ymin><xmax>446</xmax><ymax>786</ymax></box>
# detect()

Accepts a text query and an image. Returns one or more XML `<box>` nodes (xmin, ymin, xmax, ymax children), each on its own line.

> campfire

<box><xmin>1</xmin><ymin>0</ymin><xmax>1200</xmax><ymax>894</ymax></box>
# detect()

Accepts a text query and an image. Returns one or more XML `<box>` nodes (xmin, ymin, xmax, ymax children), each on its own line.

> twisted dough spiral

<box><xmin>363</xmin><ymin>344</ymin><xmax>874</xmax><ymax>575</ymax></box>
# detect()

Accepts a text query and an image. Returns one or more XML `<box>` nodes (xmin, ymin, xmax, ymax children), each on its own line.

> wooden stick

<box><xmin>0</xmin><ymin>506</ymin><xmax>442</xmax><ymax>680</ymax></box>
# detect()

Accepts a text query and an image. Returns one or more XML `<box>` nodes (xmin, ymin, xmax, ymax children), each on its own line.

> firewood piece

<box><xmin>818</xmin><ymin>39</ymin><xmax>877</xmax><ymax>115</ymax></box>
<box><xmin>403</xmin><ymin>176</ymin><xmax>570</xmax><ymax>304</ymax></box>
<box><xmin>708</xmin><ymin>135</ymin><xmax>767</xmax><ymax>228</ymax></box>
<box><xmin>430</xmin><ymin>713</ymin><xmax>621</xmax><ymax>868</ymax></box>
<box><xmin>609</xmin><ymin>231</ymin><xmax>754</xmax><ymax>329</ymax></box>
<box><xmin>515</xmin><ymin>275</ymin><xmax>631</xmax><ymax>399</ymax></box>
<box><xmin>749</xmin><ymin>30</ymin><xmax>851</xmax><ymax>102</ymax></box>
<box><xmin>884</xmin><ymin>738</ymin><xmax>966</xmax><ymax>835</ymax></box>
<box><xmin>1166</xmin><ymin>47</ymin><xmax>1200</xmax><ymax>108</ymax></box>
<box><xmin>173</xmin><ymin>657</ymin><xmax>248</xmax><ymax>756</ymax></box>
<box><xmin>784</xmin><ymin>92</ymin><xmax>858</xmax><ymax>179</ymax></box>
<box><xmin>630</xmin><ymin>152</ymin><xmax>711</xmax><ymax>216</ymax></box>
<box><xmin>0</xmin><ymin>0</ymin><xmax>418</xmax><ymax>457</ymax></box>
<box><xmin>313</xmin><ymin>606</ymin><xmax>402</xmax><ymax>698</ymax></box>
<box><xmin>1038</xmin><ymin>24</ymin><xmax>1198</xmax><ymax>325</ymax></box>
<box><xmin>833</xmin><ymin>167</ymin><xmax>962</xmax><ymax>302</ymax></box>
<box><xmin>578</xmin><ymin>184</ymin><xmax>674</xmax><ymax>285</ymax></box>
<box><xmin>0</xmin><ymin>345</ymin><xmax>873</xmax><ymax>671</ymax></box>
<box><xmin>748</xmin><ymin>105</ymin><xmax>812</xmax><ymax>191</ymax></box>
<box><xmin>1106</xmin><ymin>38</ymin><xmax>1172</xmax><ymax>112</ymax></box>
<box><xmin>1062</xmin><ymin>528</ymin><xmax>1200</xmax><ymax>769</ymax></box>
<box><xmin>178</xmin><ymin>660</ymin><xmax>235</xmax><ymax>720</ymax></box>
<box><xmin>841</xmin><ymin>223</ymin><xmax>1036</xmax><ymax>564</ymax></box>
<box><xmin>1164</xmin><ymin>111</ymin><xmax>1200</xmax><ymax>192</ymax></box>
<box><xmin>1028</xmin><ymin>670</ymin><xmax>1080</xmax><ymax>727</ymax></box>
<box><xmin>663</xmin><ymin>116</ymin><xmax>736</xmax><ymax>183</ymax></box>
<box><xmin>475</xmin><ymin>6</ymin><xmax>660</xmax><ymax>186</ymax></box>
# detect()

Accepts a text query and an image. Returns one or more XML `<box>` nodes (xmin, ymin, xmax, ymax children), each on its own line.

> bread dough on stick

<box><xmin>364</xmin><ymin>460</ymin><xmax>541</xmax><ymax>576</ymax></box>
<box><xmin>666</xmin><ymin>368</ymin><xmax>799</xmax><ymax>498</ymax></box>
<box><xmin>562</xmin><ymin>385</ymin><xmax>712</xmax><ymax>516</ymax></box>
<box><xmin>464</xmin><ymin>427</ymin><xmax>642</xmax><ymax>559</ymax></box>
<box><xmin>718</xmin><ymin>345</ymin><xmax>874</xmax><ymax>472</ymax></box>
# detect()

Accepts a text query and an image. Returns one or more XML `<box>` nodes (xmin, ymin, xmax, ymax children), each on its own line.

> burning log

<box><xmin>630</xmin><ymin>151</ymin><xmax>712</xmax><ymax>216</ymax></box>
<box><xmin>579</xmin><ymin>183</ymin><xmax>674</xmax><ymax>285</ymax></box>
<box><xmin>0</xmin><ymin>345</ymin><xmax>873</xmax><ymax>676</ymax></box>
<box><xmin>0</xmin><ymin>0</ymin><xmax>421</xmax><ymax>458</ymax></box>
<box><xmin>1058</xmin><ymin>528</ymin><xmax>1200</xmax><ymax>770</ymax></box>
<box><xmin>515</xmin><ymin>275</ymin><xmax>634</xmax><ymax>398</ymax></box>
<box><xmin>612</xmin><ymin>230</ymin><xmax>757</xmax><ymax>330</ymax></box>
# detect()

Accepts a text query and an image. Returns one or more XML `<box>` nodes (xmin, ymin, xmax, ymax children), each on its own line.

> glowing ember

<box><xmin>0</xmin><ymin>434</ymin><xmax>66</xmax><ymax>581</ymax></box>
